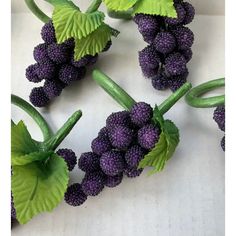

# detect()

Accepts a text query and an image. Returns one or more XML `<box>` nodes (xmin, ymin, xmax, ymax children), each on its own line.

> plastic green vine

<box><xmin>11</xmin><ymin>94</ymin><xmax>82</xmax><ymax>151</ymax></box>
<box><xmin>93</xmin><ymin>69</ymin><xmax>192</xmax><ymax>114</ymax></box>
<box><xmin>24</xmin><ymin>0</ymin><xmax>51</xmax><ymax>23</ymax></box>
<box><xmin>185</xmin><ymin>78</ymin><xmax>225</xmax><ymax>108</ymax></box>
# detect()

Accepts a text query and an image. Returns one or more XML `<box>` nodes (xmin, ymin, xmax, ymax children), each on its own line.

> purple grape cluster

<box><xmin>213</xmin><ymin>105</ymin><xmax>225</xmax><ymax>151</ymax></box>
<box><xmin>134</xmin><ymin>1</ymin><xmax>195</xmax><ymax>92</ymax></box>
<box><xmin>64</xmin><ymin>102</ymin><xmax>161</xmax><ymax>206</ymax></box>
<box><xmin>26</xmin><ymin>21</ymin><xmax>112</xmax><ymax>107</ymax></box>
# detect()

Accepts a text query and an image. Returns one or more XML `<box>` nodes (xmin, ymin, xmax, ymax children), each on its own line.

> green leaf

<box><xmin>74</xmin><ymin>23</ymin><xmax>112</xmax><ymax>60</ymax></box>
<box><xmin>11</xmin><ymin>121</ymin><xmax>38</xmax><ymax>158</ymax></box>
<box><xmin>12</xmin><ymin>151</ymin><xmax>53</xmax><ymax>166</ymax></box>
<box><xmin>52</xmin><ymin>4</ymin><xmax>105</xmax><ymax>43</ymax></box>
<box><xmin>164</xmin><ymin>120</ymin><xmax>180</xmax><ymax>160</ymax></box>
<box><xmin>133</xmin><ymin>0</ymin><xmax>177</xmax><ymax>18</ymax></box>
<box><xmin>103</xmin><ymin>0</ymin><xmax>138</xmax><ymax>11</ymax></box>
<box><xmin>153</xmin><ymin>105</ymin><xmax>164</xmax><ymax>127</ymax></box>
<box><xmin>12</xmin><ymin>154</ymin><xmax>69</xmax><ymax>224</ymax></box>
<box><xmin>138</xmin><ymin>120</ymin><xmax>179</xmax><ymax>175</ymax></box>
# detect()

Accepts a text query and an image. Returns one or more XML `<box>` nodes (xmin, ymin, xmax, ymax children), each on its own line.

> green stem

<box><xmin>92</xmin><ymin>70</ymin><xmax>136</xmax><ymax>110</ymax></box>
<box><xmin>43</xmin><ymin>110</ymin><xmax>82</xmax><ymax>151</ymax></box>
<box><xmin>86</xmin><ymin>0</ymin><xmax>102</xmax><ymax>13</ymax></box>
<box><xmin>185</xmin><ymin>78</ymin><xmax>225</xmax><ymax>108</ymax></box>
<box><xmin>159</xmin><ymin>83</ymin><xmax>192</xmax><ymax>115</ymax></box>
<box><xmin>25</xmin><ymin>0</ymin><xmax>50</xmax><ymax>23</ymax></box>
<box><xmin>11</xmin><ymin>95</ymin><xmax>53</xmax><ymax>141</ymax></box>
<box><xmin>107</xmin><ymin>9</ymin><xmax>133</xmax><ymax>20</ymax></box>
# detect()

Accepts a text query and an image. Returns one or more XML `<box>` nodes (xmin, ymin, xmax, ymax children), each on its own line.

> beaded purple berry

<box><xmin>64</xmin><ymin>183</ymin><xmax>87</xmax><ymax>206</ymax></box>
<box><xmin>100</xmin><ymin>151</ymin><xmax>125</xmax><ymax>176</ymax></box>
<box><xmin>78</xmin><ymin>152</ymin><xmax>100</xmax><ymax>173</ymax></box>
<box><xmin>138</xmin><ymin>124</ymin><xmax>160</xmax><ymax>150</ymax></box>
<box><xmin>130</xmin><ymin>102</ymin><xmax>153</xmax><ymax>127</ymax></box>
<box><xmin>91</xmin><ymin>136</ymin><xmax>112</xmax><ymax>155</ymax></box>
<box><xmin>81</xmin><ymin>171</ymin><xmax>105</xmax><ymax>196</ymax></box>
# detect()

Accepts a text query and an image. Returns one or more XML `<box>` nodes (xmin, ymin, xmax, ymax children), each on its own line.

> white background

<box><xmin>11</xmin><ymin>1</ymin><xmax>225</xmax><ymax>236</ymax></box>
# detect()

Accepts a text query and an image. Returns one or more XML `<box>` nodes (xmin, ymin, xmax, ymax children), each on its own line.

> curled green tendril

<box><xmin>92</xmin><ymin>69</ymin><xmax>192</xmax><ymax>114</ymax></box>
<box><xmin>185</xmin><ymin>78</ymin><xmax>225</xmax><ymax>108</ymax></box>
<box><xmin>25</xmin><ymin>0</ymin><xmax>51</xmax><ymax>23</ymax></box>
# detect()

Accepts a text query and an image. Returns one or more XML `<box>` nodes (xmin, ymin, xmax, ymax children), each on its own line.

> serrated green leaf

<box><xmin>11</xmin><ymin>121</ymin><xmax>38</xmax><ymax>158</ymax></box>
<box><xmin>109</xmin><ymin>26</ymin><xmax>120</xmax><ymax>37</ymax></box>
<box><xmin>103</xmin><ymin>0</ymin><xmax>138</xmax><ymax>11</ymax></box>
<box><xmin>133</xmin><ymin>0</ymin><xmax>177</xmax><ymax>18</ymax></box>
<box><xmin>74</xmin><ymin>23</ymin><xmax>112</xmax><ymax>60</ymax></box>
<box><xmin>52</xmin><ymin>4</ymin><xmax>105</xmax><ymax>43</ymax></box>
<box><xmin>138</xmin><ymin>120</ymin><xmax>179</xmax><ymax>174</ymax></box>
<box><xmin>12</xmin><ymin>154</ymin><xmax>69</xmax><ymax>224</ymax></box>
<box><xmin>164</xmin><ymin>120</ymin><xmax>179</xmax><ymax>160</ymax></box>
<box><xmin>12</xmin><ymin>151</ymin><xmax>53</xmax><ymax>166</ymax></box>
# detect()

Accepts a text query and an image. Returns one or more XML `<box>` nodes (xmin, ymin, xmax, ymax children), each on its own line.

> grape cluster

<box><xmin>26</xmin><ymin>21</ymin><xmax>112</xmax><ymax>107</ymax></box>
<box><xmin>134</xmin><ymin>0</ymin><xmax>195</xmax><ymax>92</ymax></box>
<box><xmin>213</xmin><ymin>105</ymin><xmax>225</xmax><ymax>151</ymax></box>
<box><xmin>64</xmin><ymin>102</ymin><xmax>161</xmax><ymax>206</ymax></box>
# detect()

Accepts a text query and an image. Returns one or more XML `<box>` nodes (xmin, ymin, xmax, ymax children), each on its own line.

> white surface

<box><xmin>11</xmin><ymin>0</ymin><xmax>225</xmax><ymax>15</ymax></box>
<box><xmin>11</xmin><ymin>9</ymin><xmax>225</xmax><ymax>236</ymax></box>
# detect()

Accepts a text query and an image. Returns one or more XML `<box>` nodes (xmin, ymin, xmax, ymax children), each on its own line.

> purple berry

<box><xmin>133</xmin><ymin>13</ymin><xmax>145</xmax><ymax>24</ymax></box>
<box><xmin>165</xmin><ymin>4</ymin><xmax>186</xmax><ymax>25</ymax></box>
<box><xmin>78</xmin><ymin>152</ymin><xmax>100</xmax><ymax>172</ymax></box>
<box><xmin>91</xmin><ymin>136</ymin><xmax>112</xmax><ymax>155</ymax></box>
<box><xmin>35</xmin><ymin>61</ymin><xmax>56</xmax><ymax>80</ymax></box>
<box><xmin>137</xmin><ymin>15</ymin><xmax>159</xmax><ymax>39</ymax></box>
<box><xmin>33</xmin><ymin>43</ymin><xmax>51</xmax><ymax>63</ymax></box>
<box><xmin>172</xmin><ymin>26</ymin><xmax>194</xmax><ymax>50</ymax></box>
<box><xmin>151</xmin><ymin>70</ymin><xmax>169</xmax><ymax>90</ymax></box>
<box><xmin>59</xmin><ymin>65</ymin><xmax>86</xmax><ymax>84</ymax></box>
<box><xmin>139</xmin><ymin>45</ymin><xmax>160</xmax><ymax>69</ymax></box>
<box><xmin>108</xmin><ymin>125</ymin><xmax>133</xmax><ymax>149</ymax></box>
<box><xmin>105</xmin><ymin>173</ymin><xmax>123</xmax><ymax>188</ymax></box>
<box><xmin>130</xmin><ymin>102</ymin><xmax>153</xmax><ymax>127</ymax></box>
<box><xmin>41</xmin><ymin>21</ymin><xmax>56</xmax><ymax>44</ymax></box>
<box><xmin>25</xmin><ymin>64</ymin><xmax>42</xmax><ymax>83</ymax></box>
<box><xmin>125</xmin><ymin>145</ymin><xmax>146</xmax><ymax>168</ymax></box>
<box><xmin>124</xmin><ymin>165</ymin><xmax>143</xmax><ymax>178</ymax></box>
<box><xmin>140</xmin><ymin>66</ymin><xmax>159</xmax><ymax>78</ymax></box>
<box><xmin>180</xmin><ymin>48</ymin><xmax>193</xmax><ymax>62</ymax></box>
<box><xmin>100</xmin><ymin>151</ymin><xmax>125</xmax><ymax>176</ymax></box>
<box><xmin>64</xmin><ymin>183</ymin><xmax>87</xmax><ymax>206</ymax></box>
<box><xmin>56</xmin><ymin>148</ymin><xmax>77</xmax><ymax>171</ymax></box>
<box><xmin>106</xmin><ymin>111</ymin><xmax>131</xmax><ymax>129</ymax></box>
<box><xmin>221</xmin><ymin>136</ymin><xmax>225</xmax><ymax>152</ymax></box>
<box><xmin>182</xmin><ymin>2</ymin><xmax>195</xmax><ymax>25</ymax></box>
<box><xmin>81</xmin><ymin>171</ymin><xmax>105</xmax><ymax>196</ymax></box>
<box><xmin>87</xmin><ymin>54</ymin><xmax>98</xmax><ymax>65</ymax></box>
<box><xmin>71</xmin><ymin>55</ymin><xmax>90</xmax><ymax>68</ymax></box>
<box><xmin>142</xmin><ymin>34</ymin><xmax>157</xmax><ymax>44</ymax></box>
<box><xmin>165</xmin><ymin>52</ymin><xmax>187</xmax><ymax>76</ymax></box>
<box><xmin>64</xmin><ymin>38</ymin><xmax>75</xmax><ymax>49</ymax></box>
<box><xmin>47</xmin><ymin>43</ymin><xmax>71</xmax><ymax>64</ymax></box>
<box><xmin>29</xmin><ymin>87</ymin><xmax>50</xmax><ymax>107</ymax></box>
<box><xmin>138</xmin><ymin>124</ymin><xmax>160</xmax><ymax>150</ymax></box>
<box><xmin>168</xmin><ymin>70</ymin><xmax>189</xmax><ymax>92</ymax></box>
<box><xmin>98</xmin><ymin>127</ymin><xmax>109</xmax><ymax>138</ymax></box>
<box><xmin>153</xmin><ymin>32</ymin><xmax>176</xmax><ymax>54</ymax></box>
<box><xmin>213</xmin><ymin>106</ymin><xmax>225</xmax><ymax>131</ymax></box>
<box><xmin>43</xmin><ymin>80</ymin><xmax>63</xmax><ymax>99</ymax></box>
<box><xmin>11</xmin><ymin>194</ymin><xmax>16</xmax><ymax>220</ymax></box>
